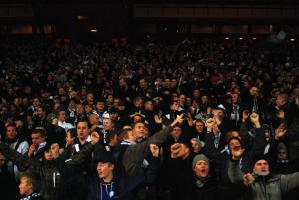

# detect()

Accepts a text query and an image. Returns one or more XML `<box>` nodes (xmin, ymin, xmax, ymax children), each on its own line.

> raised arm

<box><xmin>0</xmin><ymin>143</ymin><xmax>38</xmax><ymax>172</ymax></box>
<box><xmin>65</xmin><ymin>131</ymin><xmax>100</xmax><ymax>165</ymax></box>
<box><xmin>123</xmin><ymin>114</ymin><xmax>184</xmax><ymax>176</ymax></box>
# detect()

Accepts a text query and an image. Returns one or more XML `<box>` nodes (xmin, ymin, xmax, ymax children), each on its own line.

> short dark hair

<box><xmin>31</xmin><ymin>128</ymin><xmax>46</xmax><ymax>138</ymax></box>
<box><xmin>5</xmin><ymin>123</ymin><xmax>16</xmax><ymax>130</ymax></box>
<box><xmin>67</xmin><ymin>128</ymin><xmax>77</xmax><ymax>138</ymax></box>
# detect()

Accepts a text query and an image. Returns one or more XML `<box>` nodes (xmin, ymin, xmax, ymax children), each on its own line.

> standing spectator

<box><xmin>27</xmin><ymin>129</ymin><xmax>47</xmax><ymax>161</ymax></box>
<box><xmin>4</xmin><ymin>124</ymin><xmax>29</xmax><ymax>181</ymax></box>
<box><xmin>57</xmin><ymin>110</ymin><xmax>74</xmax><ymax>132</ymax></box>
<box><xmin>242</xmin><ymin>156</ymin><xmax>299</xmax><ymax>200</ymax></box>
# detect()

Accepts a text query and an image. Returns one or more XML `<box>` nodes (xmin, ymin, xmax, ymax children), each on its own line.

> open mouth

<box><xmin>233</xmin><ymin>146</ymin><xmax>241</xmax><ymax>151</ymax></box>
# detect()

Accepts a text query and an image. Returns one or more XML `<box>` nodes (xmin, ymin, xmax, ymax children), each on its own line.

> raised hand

<box><xmin>276</xmin><ymin>110</ymin><xmax>285</xmax><ymax>119</ymax></box>
<box><xmin>91</xmin><ymin>131</ymin><xmax>100</xmax><ymax>145</ymax></box>
<box><xmin>242</xmin><ymin>110</ymin><xmax>250</xmax><ymax>122</ymax></box>
<box><xmin>205</xmin><ymin>118</ymin><xmax>215</xmax><ymax>132</ymax></box>
<box><xmin>154</xmin><ymin>114</ymin><xmax>163</xmax><ymax>124</ymax></box>
<box><xmin>186</xmin><ymin>112</ymin><xmax>193</xmax><ymax>127</ymax></box>
<box><xmin>250</xmin><ymin>113</ymin><xmax>261</xmax><ymax>128</ymax></box>
<box><xmin>275</xmin><ymin>124</ymin><xmax>287</xmax><ymax>139</ymax></box>
<box><xmin>170</xmin><ymin>143</ymin><xmax>182</xmax><ymax>158</ymax></box>
<box><xmin>150</xmin><ymin>144</ymin><xmax>160</xmax><ymax>158</ymax></box>
<box><xmin>243</xmin><ymin>173</ymin><xmax>255</xmax><ymax>186</ymax></box>
<box><xmin>205</xmin><ymin>118</ymin><xmax>215</xmax><ymax>129</ymax></box>
<box><xmin>28</xmin><ymin>144</ymin><xmax>37</xmax><ymax>157</ymax></box>
<box><xmin>170</xmin><ymin>114</ymin><xmax>184</xmax><ymax>127</ymax></box>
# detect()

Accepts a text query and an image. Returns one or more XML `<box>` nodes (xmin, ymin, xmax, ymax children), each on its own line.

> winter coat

<box><xmin>0</xmin><ymin>143</ymin><xmax>63</xmax><ymax>200</ymax></box>
<box><xmin>246</xmin><ymin>173</ymin><xmax>299</xmax><ymax>200</ymax></box>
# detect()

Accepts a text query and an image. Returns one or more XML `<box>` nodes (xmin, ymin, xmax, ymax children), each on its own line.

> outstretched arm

<box><xmin>123</xmin><ymin>114</ymin><xmax>184</xmax><ymax>176</ymax></box>
<box><xmin>0</xmin><ymin>143</ymin><xmax>39</xmax><ymax>172</ymax></box>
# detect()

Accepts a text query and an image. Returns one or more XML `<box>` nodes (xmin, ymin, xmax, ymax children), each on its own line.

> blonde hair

<box><xmin>20</xmin><ymin>172</ymin><xmax>38</xmax><ymax>191</ymax></box>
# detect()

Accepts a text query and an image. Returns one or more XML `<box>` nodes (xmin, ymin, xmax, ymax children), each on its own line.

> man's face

<box><xmin>139</xmin><ymin>79</ymin><xmax>147</xmax><ymax>89</ymax></box>
<box><xmin>32</xmin><ymin>98</ymin><xmax>40</xmax><ymax>106</ymax></box>
<box><xmin>19</xmin><ymin>177</ymin><xmax>32</xmax><ymax>196</ymax></box>
<box><xmin>65</xmin><ymin>132</ymin><xmax>75</xmax><ymax>145</ymax></box>
<box><xmin>76</xmin><ymin>104</ymin><xmax>84</xmax><ymax>114</ymax></box>
<box><xmin>89</xmin><ymin>114</ymin><xmax>99</xmax><ymax>125</ymax></box>
<box><xmin>14</xmin><ymin>119</ymin><xmax>23</xmax><ymax>128</ymax></box>
<box><xmin>31</xmin><ymin>133</ymin><xmax>44</xmax><ymax>146</ymax></box>
<box><xmin>171</xmin><ymin>79</ymin><xmax>177</xmax><ymax>88</ymax></box>
<box><xmin>163</xmin><ymin>79</ymin><xmax>170</xmax><ymax>88</ymax></box>
<box><xmin>231</xmin><ymin>93</ymin><xmax>239</xmax><ymax>104</ymax></box>
<box><xmin>84</xmin><ymin>105</ymin><xmax>93</xmax><ymax>113</ymax></box>
<box><xmin>97</xmin><ymin>162</ymin><xmax>114</xmax><ymax>179</ymax></box>
<box><xmin>179</xmin><ymin>95</ymin><xmax>186</xmax><ymax>105</ymax></box>
<box><xmin>133</xmin><ymin>98</ymin><xmax>143</xmax><ymax>108</ymax></box>
<box><xmin>171</xmin><ymin>126</ymin><xmax>182</xmax><ymax>138</ymax></box>
<box><xmin>201</xmin><ymin>96</ymin><xmax>208</xmax><ymax>104</ymax></box>
<box><xmin>193</xmin><ymin>90</ymin><xmax>200</xmax><ymax>98</ymax></box>
<box><xmin>194</xmin><ymin>160</ymin><xmax>209</xmax><ymax>178</ymax></box>
<box><xmin>44</xmin><ymin>150</ymin><xmax>54</xmax><ymax>160</ymax></box>
<box><xmin>119</xmin><ymin>78</ymin><xmax>126</xmax><ymax>87</ymax></box>
<box><xmin>96</xmin><ymin>102</ymin><xmax>105</xmax><ymax>111</ymax></box>
<box><xmin>229</xmin><ymin>139</ymin><xmax>242</xmax><ymax>152</ymax></box>
<box><xmin>68</xmin><ymin>101</ymin><xmax>76</xmax><ymax>109</ymax></box>
<box><xmin>250</xmin><ymin>87</ymin><xmax>259</xmax><ymax>97</ymax></box>
<box><xmin>6</xmin><ymin>126</ymin><xmax>17</xmax><ymax>140</ymax></box>
<box><xmin>133</xmin><ymin>122</ymin><xmax>146</xmax><ymax>139</ymax></box>
<box><xmin>144</xmin><ymin>101</ymin><xmax>154</xmax><ymax>111</ymax></box>
<box><xmin>107</xmin><ymin>95</ymin><xmax>114</xmax><ymax>104</ymax></box>
<box><xmin>170</xmin><ymin>101</ymin><xmax>179</xmax><ymax>111</ymax></box>
<box><xmin>76</xmin><ymin>121</ymin><xmax>89</xmax><ymax>139</ymax></box>
<box><xmin>191</xmin><ymin>141</ymin><xmax>200</xmax><ymax>153</ymax></box>
<box><xmin>278</xmin><ymin>149</ymin><xmax>287</xmax><ymax>161</ymax></box>
<box><xmin>103</xmin><ymin>119</ymin><xmax>113</xmax><ymax>130</ymax></box>
<box><xmin>37</xmin><ymin>107</ymin><xmax>44</xmax><ymax>117</ymax></box>
<box><xmin>58</xmin><ymin>111</ymin><xmax>66</xmax><ymax>121</ymax></box>
<box><xmin>264</xmin><ymin>129</ymin><xmax>271</xmax><ymax>141</ymax></box>
<box><xmin>133</xmin><ymin>115</ymin><xmax>142</xmax><ymax>123</ymax></box>
<box><xmin>86</xmin><ymin>93</ymin><xmax>94</xmax><ymax>102</ymax></box>
<box><xmin>253</xmin><ymin>160</ymin><xmax>270</xmax><ymax>174</ymax></box>
<box><xmin>275</xmin><ymin>96</ymin><xmax>285</xmax><ymax>108</ymax></box>
<box><xmin>195</xmin><ymin>122</ymin><xmax>204</xmax><ymax>133</ymax></box>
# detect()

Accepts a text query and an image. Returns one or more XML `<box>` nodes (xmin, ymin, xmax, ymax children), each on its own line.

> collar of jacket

<box><xmin>253</xmin><ymin>173</ymin><xmax>277</xmax><ymax>182</ymax></box>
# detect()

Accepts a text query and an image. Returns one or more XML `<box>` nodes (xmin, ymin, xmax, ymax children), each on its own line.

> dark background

<box><xmin>0</xmin><ymin>0</ymin><xmax>298</xmax><ymax>42</ymax></box>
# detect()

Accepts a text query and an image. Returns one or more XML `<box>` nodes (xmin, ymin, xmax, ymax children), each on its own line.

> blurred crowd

<box><xmin>0</xmin><ymin>37</ymin><xmax>299</xmax><ymax>200</ymax></box>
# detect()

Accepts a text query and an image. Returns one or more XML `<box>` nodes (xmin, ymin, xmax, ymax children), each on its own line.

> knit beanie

<box><xmin>192</xmin><ymin>154</ymin><xmax>210</xmax><ymax>169</ymax></box>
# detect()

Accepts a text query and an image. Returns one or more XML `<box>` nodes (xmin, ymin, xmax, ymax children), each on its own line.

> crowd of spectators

<box><xmin>0</xmin><ymin>36</ymin><xmax>299</xmax><ymax>200</ymax></box>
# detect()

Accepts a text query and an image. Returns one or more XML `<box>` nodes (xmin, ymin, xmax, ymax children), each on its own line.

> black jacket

<box><xmin>0</xmin><ymin>143</ymin><xmax>63</xmax><ymax>200</ymax></box>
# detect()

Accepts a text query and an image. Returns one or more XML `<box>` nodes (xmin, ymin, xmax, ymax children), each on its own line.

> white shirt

<box><xmin>58</xmin><ymin>120</ymin><xmax>74</xmax><ymax>132</ymax></box>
